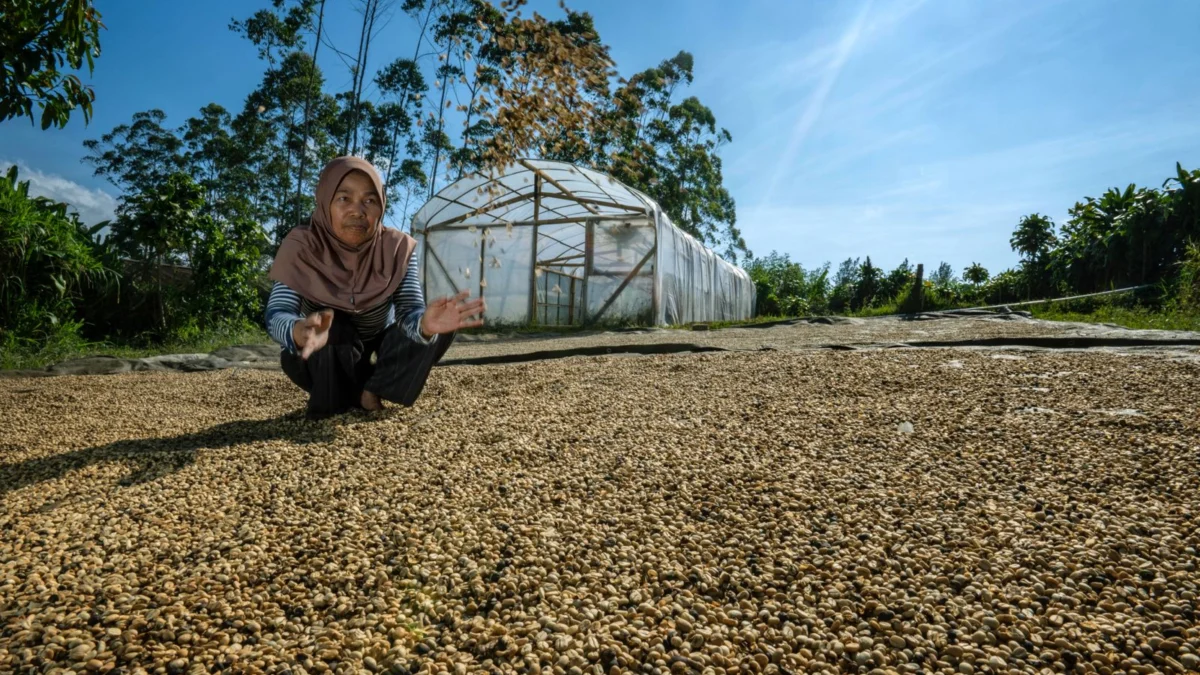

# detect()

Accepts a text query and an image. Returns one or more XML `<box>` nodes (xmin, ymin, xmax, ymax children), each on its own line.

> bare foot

<box><xmin>360</xmin><ymin>389</ymin><xmax>384</xmax><ymax>412</ymax></box>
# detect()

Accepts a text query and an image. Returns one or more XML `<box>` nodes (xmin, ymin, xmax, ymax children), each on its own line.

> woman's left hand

<box><xmin>420</xmin><ymin>290</ymin><xmax>486</xmax><ymax>336</ymax></box>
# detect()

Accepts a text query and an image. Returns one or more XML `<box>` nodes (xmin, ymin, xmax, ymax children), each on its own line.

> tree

<box><xmin>854</xmin><ymin>256</ymin><xmax>881</xmax><ymax>309</ymax></box>
<box><xmin>880</xmin><ymin>258</ymin><xmax>913</xmax><ymax>301</ymax></box>
<box><xmin>1</xmin><ymin>0</ymin><xmax>104</xmax><ymax>129</ymax></box>
<box><xmin>108</xmin><ymin>172</ymin><xmax>207</xmax><ymax>332</ymax></box>
<box><xmin>292</xmin><ymin>0</ymin><xmax>327</xmax><ymax>228</ymax></box>
<box><xmin>82</xmin><ymin>109</ymin><xmax>185</xmax><ymax>197</ymax></box>
<box><xmin>448</xmin><ymin>0</ymin><xmax>504</xmax><ymax>179</ymax></box>
<box><xmin>1010</xmin><ymin>213</ymin><xmax>1056</xmax><ymax>297</ymax></box>
<box><xmin>424</xmin><ymin>0</ymin><xmax>473</xmax><ymax>197</ymax></box>
<box><xmin>597</xmin><ymin>51</ymin><xmax>747</xmax><ymax>261</ymax></box>
<box><xmin>1010</xmin><ymin>213</ymin><xmax>1057</xmax><ymax>264</ymax></box>
<box><xmin>1163</xmin><ymin>162</ymin><xmax>1200</xmax><ymax>247</ymax></box>
<box><xmin>964</xmin><ymin>262</ymin><xmax>989</xmax><ymax>286</ymax></box>
<box><xmin>833</xmin><ymin>257</ymin><xmax>861</xmax><ymax>289</ymax></box>
<box><xmin>181</xmin><ymin>103</ymin><xmax>239</xmax><ymax>215</ymax></box>
<box><xmin>374</xmin><ymin>0</ymin><xmax>438</xmax><ymax>201</ymax></box>
<box><xmin>744</xmin><ymin>251</ymin><xmax>828</xmax><ymax>317</ymax></box>
<box><xmin>930</xmin><ymin>261</ymin><xmax>955</xmax><ymax>288</ymax></box>
<box><xmin>368</xmin><ymin>55</ymin><xmax>429</xmax><ymax>218</ymax></box>
<box><xmin>341</xmin><ymin>0</ymin><xmax>397</xmax><ymax>155</ymax></box>
<box><xmin>230</xmin><ymin>0</ymin><xmax>332</xmax><ymax>245</ymax></box>
<box><xmin>189</xmin><ymin>211</ymin><xmax>269</xmax><ymax>326</ymax></box>
<box><xmin>470</xmin><ymin>0</ymin><xmax>614</xmax><ymax>182</ymax></box>
<box><xmin>369</xmin><ymin>56</ymin><xmax>427</xmax><ymax>204</ymax></box>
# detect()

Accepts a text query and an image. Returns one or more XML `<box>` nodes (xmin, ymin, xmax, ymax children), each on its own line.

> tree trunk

<box><xmin>351</xmin><ymin>0</ymin><xmax>381</xmax><ymax>155</ymax></box>
<box><xmin>293</xmin><ymin>0</ymin><xmax>326</xmax><ymax>229</ymax></box>
<box><xmin>281</xmin><ymin>111</ymin><xmax>296</xmax><ymax>234</ymax></box>
<box><xmin>457</xmin><ymin>68</ymin><xmax>481</xmax><ymax>181</ymax></box>
<box><xmin>345</xmin><ymin>0</ymin><xmax>373</xmax><ymax>154</ymax></box>
<box><xmin>429</xmin><ymin>57</ymin><xmax>452</xmax><ymax>200</ymax></box>
<box><xmin>347</xmin><ymin>0</ymin><xmax>385</xmax><ymax>156</ymax></box>
<box><xmin>156</xmin><ymin>254</ymin><xmax>166</xmax><ymax>334</ymax></box>
<box><xmin>383</xmin><ymin>1</ymin><xmax>437</xmax><ymax>195</ymax></box>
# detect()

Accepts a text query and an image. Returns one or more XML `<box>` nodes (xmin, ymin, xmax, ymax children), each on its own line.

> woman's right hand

<box><xmin>293</xmin><ymin>309</ymin><xmax>334</xmax><ymax>360</ymax></box>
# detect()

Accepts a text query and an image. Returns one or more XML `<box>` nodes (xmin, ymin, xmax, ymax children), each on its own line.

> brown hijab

<box><xmin>269</xmin><ymin>156</ymin><xmax>416</xmax><ymax>314</ymax></box>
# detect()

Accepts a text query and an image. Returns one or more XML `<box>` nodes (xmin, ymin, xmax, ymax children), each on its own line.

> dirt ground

<box><xmin>2</xmin><ymin>318</ymin><xmax>1200</xmax><ymax>675</ymax></box>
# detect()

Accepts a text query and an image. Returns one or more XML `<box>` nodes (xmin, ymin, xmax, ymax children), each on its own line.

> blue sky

<box><xmin>3</xmin><ymin>0</ymin><xmax>1199</xmax><ymax>278</ymax></box>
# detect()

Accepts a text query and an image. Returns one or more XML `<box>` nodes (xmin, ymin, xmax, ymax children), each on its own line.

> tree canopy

<box><xmin>0</xmin><ymin>0</ymin><xmax>104</xmax><ymax>129</ymax></box>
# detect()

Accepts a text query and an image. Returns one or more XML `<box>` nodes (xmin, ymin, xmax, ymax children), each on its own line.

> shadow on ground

<box><xmin>0</xmin><ymin>411</ymin><xmax>336</xmax><ymax>499</ymax></box>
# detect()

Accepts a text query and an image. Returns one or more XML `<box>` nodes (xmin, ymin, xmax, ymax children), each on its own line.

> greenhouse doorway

<box><xmin>534</xmin><ymin>269</ymin><xmax>580</xmax><ymax>325</ymax></box>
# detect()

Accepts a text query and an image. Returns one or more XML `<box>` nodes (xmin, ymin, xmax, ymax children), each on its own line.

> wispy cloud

<box><xmin>735</xmin><ymin>107</ymin><xmax>1200</xmax><ymax>273</ymax></box>
<box><xmin>920</xmin><ymin>115</ymin><xmax>1200</xmax><ymax>187</ymax></box>
<box><xmin>758</xmin><ymin>0</ymin><xmax>876</xmax><ymax>208</ymax></box>
<box><xmin>0</xmin><ymin>159</ymin><xmax>118</xmax><ymax>226</ymax></box>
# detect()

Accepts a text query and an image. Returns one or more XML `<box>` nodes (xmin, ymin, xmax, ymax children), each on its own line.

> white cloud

<box><xmin>758</xmin><ymin>0</ymin><xmax>876</xmax><ymax>208</ymax></box>
<box><xmin>0</xmin><ymin>159</ymin><xmax>119</xmax><ymax>226</ymax></box>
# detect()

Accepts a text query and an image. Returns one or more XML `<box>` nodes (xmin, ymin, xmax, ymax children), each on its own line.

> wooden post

<box><xmin>911</xmin><ymin>263</ymin><xmax>925</xmax><ymax>312</ymax></box>
<box><xmin>581</xmin><ymin>218</ymin><xmax>594</xmax><ymax>324</ymax></box>
<box><xmin>528</xmin><ymin>175</ymin><xmax>541</xmax><ymax>324</ymax></box>
<box><xmin>650</xmin><ymin>216</ymin><xmax>659</xmax><ymax>325</ymax></box>
<box><xmin>479</xmin><ymin>232</ymin><xmax>487</xmax><ymax>301</ymax></box>
<box><xmin>568</xmin><ymin>276</ymin><xmax>576</xmax><ymax>325</ymax></box>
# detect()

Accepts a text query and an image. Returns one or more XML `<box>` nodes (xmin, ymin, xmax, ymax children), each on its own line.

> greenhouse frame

<box><xmin>411</xmin><ymin>159</ymin><xmax>755</xmax><ymax>327</ymax></box>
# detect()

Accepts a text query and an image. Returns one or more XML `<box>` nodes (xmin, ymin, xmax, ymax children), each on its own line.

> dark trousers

<box><xmin>281</xmin><ymin>309</ymin><xmax>455</xmax><ymax>419</ymax></box>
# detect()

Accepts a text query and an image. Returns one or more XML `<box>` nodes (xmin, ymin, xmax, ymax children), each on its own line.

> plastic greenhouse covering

<box><xmin>411</xmin><ymin>159</ymin><xmax>755</xmax><ymax>327</ymax></box>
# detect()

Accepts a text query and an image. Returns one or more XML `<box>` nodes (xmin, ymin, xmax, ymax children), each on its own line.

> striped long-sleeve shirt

<box><xmin>265</xmin><ymin>250</ymin><xmax>435</xmax><ymax>354</ymax></box>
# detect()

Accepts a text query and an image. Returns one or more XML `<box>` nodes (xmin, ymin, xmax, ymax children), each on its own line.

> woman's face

<box><xmin>330</xmin><ymin>170</ymin><xmax>383</xmax><ymax>247</ymax></box>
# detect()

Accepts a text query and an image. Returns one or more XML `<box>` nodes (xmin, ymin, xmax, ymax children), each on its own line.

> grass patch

<box><xmin>1030</xmin><ymin>303</ymin><xmax>1200</xmax><ymax>331</ymax></box>
<box><xmin>851</xmin><ymin>303</ymin><xmax>906</xmax><ymax>318</ymax></box>
<box><xmin>2</xmin><ymin>321</ymin><xmax>272</xmax><ymax>371</ymax></box>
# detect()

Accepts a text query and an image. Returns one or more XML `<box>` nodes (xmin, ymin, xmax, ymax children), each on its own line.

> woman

<box><xmin>265</xmin><ymin>156</ymin><xmax>484</xmax><ymax>419</ymax></box>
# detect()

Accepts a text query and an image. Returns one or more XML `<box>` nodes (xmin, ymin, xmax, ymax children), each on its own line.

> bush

<box><xmin>745</xmin><ymin>252</ymin><xmax>829</xmax><ymax>317</ymax></box>
<box><xmin>981</xmin><ymin>269</ymin><xmax>1024</xmax><ymax>305</ymax></box>
<box><xmin>0</xmin><ymin>165</ymin><xmax>116</xmax><ymax>347</ymax></box>
<box><xmin>1174</xmin><ymin>240</ymin><xmax>1200</xmax><ymax>310</ymax></box>
<box><xmin>189</xmin><ymin>213</ymin><xmax>269</xmax><ymax>328</ymax></box>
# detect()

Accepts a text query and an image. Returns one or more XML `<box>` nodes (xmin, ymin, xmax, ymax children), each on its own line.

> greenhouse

<box><xmin>411</xmin><ymin>159</ymin><xmax>755</xmax><ymax>327</ymax></box>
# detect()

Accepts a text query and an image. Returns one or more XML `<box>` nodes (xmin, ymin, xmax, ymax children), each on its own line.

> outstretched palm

<box><xmin>296</xmin><ymin>309</ymin><xmax>334</xmax><ymax>361</ymax></box>
<box><xmin>421</xmin><ymin>290</ymin><xmax>486</xmax><ymax>336</ymax></box>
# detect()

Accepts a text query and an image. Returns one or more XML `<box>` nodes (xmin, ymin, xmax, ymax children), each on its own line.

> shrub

<box><xmin>0</xmin><ymin>165</ymin><xmax>116</xmax><ymax>347</ymax></box>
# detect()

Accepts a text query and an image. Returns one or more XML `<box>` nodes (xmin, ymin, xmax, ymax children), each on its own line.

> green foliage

<box><xmin>0</xmin><ymin>165</ymin><xmax>116</xmax><ymax>348</ymax></box>
<box><xmin>0</xmin><ymin>0</ymin><xmax>103</xmax><ymax>129</ymax></box>
<box><xmin>598</xmin><ymin>51</ymin><xmax>747</xmax><ymax>262</ymax></box>
<box><xmin>1</xmin><ymin>319</ymin><xmax>270</xmax><ymax>371</ymax></box>
<box><xmin>879</xmin><ymin>259</ymin><xmax>914</xmax><ymax>300</ymax></box>
<box><xmin>1171</xmin><ymin>240</ymin><xmax>1200</xmax><ymax>310</ymax></box>
<box><xmin>744</xmin><ymin>251</ymin><xmax>829</xmax><ymax>317</ymax></box>
<box><xmin>964</xmin><ymin>262</ymin><xmax>989</xmax><ymax>286</ymax></box>
<box><xmin>190</xmin><ymin>213</ymin><xmax>270</xmax><ymax>327</ymax></box>
<box><xmin>83</xmin><ymin>109</ymin><xmax>185</xmax><ymax>196</ymax></box>
<box><xmin>110</xmin><ymin>172</ymin><xmax>204</xmax><ymax>267</ymax></box>
<box><xmin>854</xmin><ymin>257</ymin><xmax>882</xmax><ymax>309</ymax></box>
<box><xmin>929</xmin><ymin>261</ymin><xmax>955</xmax><ymax>288</ymax></box>
<box><xmin>88</xmin><ymin>171</ymin><xmax>268</xmax><ymax>341</ymax></box>
<box><xmin>228</xmin><ymin>0</ymin><xmax>335</xmax><ymax>245</ymax></box>
<box><xmin>1048</xmin><ymin>167</ymin><xmax>1197</xmax><ymax>295</ymax></box>
<box><xmin>1010</xmin><ymin>213</ymin><xmax>1057</xmax><ymax>264</ymax></box>
<box><xmin>369</xmin><ymin>56</ymin><xmax>429</xmax><ymax>224</ymax></box>
<box><xmin>1030</xmin><ymin>302</ymin><xmax>1200</xmax><ymax>333</ymax></box>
